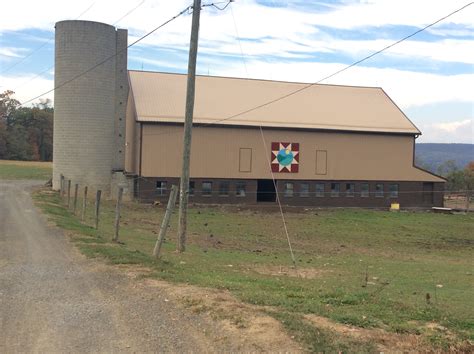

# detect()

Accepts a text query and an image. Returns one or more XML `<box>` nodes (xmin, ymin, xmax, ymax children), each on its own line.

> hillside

<box><xmin>415</xmin><ymin>143</ymin><xmax>473</xmax><ymax>172</ymax></box>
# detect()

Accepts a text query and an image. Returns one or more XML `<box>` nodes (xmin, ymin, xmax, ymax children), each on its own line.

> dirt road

<box><xmin>0</xmin><ymin>180</ymin><xmax>221</xmax><ymax>352</ymax></box>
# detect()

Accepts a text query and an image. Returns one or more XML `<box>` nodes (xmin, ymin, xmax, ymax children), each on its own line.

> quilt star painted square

<box><xmin>271</xmin><ymin>142</ymin><xmax>299</xmax><ymax>173</ymax></box>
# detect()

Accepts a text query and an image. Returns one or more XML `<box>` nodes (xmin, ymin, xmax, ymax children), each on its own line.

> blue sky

<box><xmin>0</xmin><ymin>0</ymin><xmax>473</xmax><ymax>143</ymax></box>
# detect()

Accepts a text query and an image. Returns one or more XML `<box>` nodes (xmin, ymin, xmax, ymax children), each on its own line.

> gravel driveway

<box><xmin>0</xmin><ymin>180</ymin><xmax>219</xmax><ymax>352</ymax></box>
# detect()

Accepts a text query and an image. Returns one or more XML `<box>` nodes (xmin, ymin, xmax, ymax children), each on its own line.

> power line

<box><xmin>0</xmin><ymin>1</ymin><xmax>98</xmax><ymax>76</ymax></box>
<box><xmin>12</xmin><ymin>65</ymin><xmax>54</xmax><ymax>92</ymax></box>
<box><xmin>10</xmin><ymin>0</ymin><xmax>149</xmax><ymax>93</ymax></box>
<box><xmin>17</xmin><ymin>4</ymin><xmax>193</xmax><ymax>107</ymax></box>
<box><xmin>228</xmin><ymin>2</ymin><xmax>296</xmax><ymax>266</ymax></box>
<box><xmin>202</xmin><ymin>0</ymin><xmax>234</xmax><ymax>10</ymax></box>
<box><xmin>210</xmin><ymin>1</ymin><xmax>474</xmax><ymax>125</ymax></box>
<box><xmin>112</xmin><ymin>0</ymin><xmax>146</xmax><ymax>25</ymax></box>
<box><xmin>142</xmin><ymin>1</ymin><xmax>474</xmax><ymax>139</ymax></box>
<box><xmin>229</xmin><ymin>2</ymin><xmax>248</xmax><ymax>77</ymax></box>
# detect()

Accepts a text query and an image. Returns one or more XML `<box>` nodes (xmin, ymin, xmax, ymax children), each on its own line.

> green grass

<box><xmin>0</xmin><ymin>160</ymin><xmax>52</xmax><ymax>180</ymax></box>
<box><xmin>33</xmin><ymin>189</ymin><xmax>474</xmax><ymax>352</ymax></box>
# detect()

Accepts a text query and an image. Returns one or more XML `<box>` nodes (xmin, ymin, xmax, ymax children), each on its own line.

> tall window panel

<box><xmin>284</xmin><ymin>182</ymin><xmax>294</xmax><ymax>197</ymax></box>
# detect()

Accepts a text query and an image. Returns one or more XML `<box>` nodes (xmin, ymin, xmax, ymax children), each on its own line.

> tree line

<box><xmin>436</xmin><ymin>160</ymin><xmax>474</xmax><ymax>193</ymax></box>
<box><xmin>0</xmin><ymin>90</ymin><xmax>53</xmax><ymax>161</ymax></box>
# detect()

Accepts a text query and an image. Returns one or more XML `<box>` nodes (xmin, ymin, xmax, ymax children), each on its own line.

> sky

<box><xmin>0</xmin><ymin>0</ymin><xmax>473</xmax><ymax>143</ymax></box>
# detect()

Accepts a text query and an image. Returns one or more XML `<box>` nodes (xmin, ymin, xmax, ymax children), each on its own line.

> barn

<box><xmin>52</xmin><ymin>20</ymin><xmax>445</xmax><ymax>208</ymax></box>
<box><xmin>124</xmin><ymin>70</ymin><xmax>445</xmax><ymax>207</ymax></box>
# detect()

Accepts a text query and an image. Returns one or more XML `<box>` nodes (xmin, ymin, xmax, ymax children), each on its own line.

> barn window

<box><xmin>300</xmin><ymin>183</ymin><xmax>310</xmax><ymax>197</ymax></box>
<box><xmin>346</xmin><ymin>183</ymin><xmax>355</xmax><ymax>197</ymax></box>
<box><xmin>375</xmin><ymin>183</ymin><xmax>384</xmax><ymax>197</ymax></box>
<box><xmin>284</xmin><ymin>182</ymin><xmax>294</xmax><ymax>197</ymax></box>
<box><xmin>236</xmin><ymin>182</ymin><xmax>246</xmax><ymax>197</ymax></box>
<box><xmin>239</xmin><ymin>148</ymin><xmax>252</xmax><ymax>172</ymax></box>
<box><xmin>189</xmin><ymin>181</ymin><xmax>195</xmax><ymax>196</ymax></box>
<box><xmin>156</xmin><ymin>181</ymin><xmax>167</xmax><ymax>196</ymax></box>
<box><xmin>202</xmin><ymin>181</ymin><xmax>213</xmax><ymax>196</ymax></box>
<box><xmin>315</xmin><ymin>150</ymin><xmax>327</xmax><ymax>175</ymax></box>
<box><xmin>315</xmin><ymin>183</ymin><xmax>325</xmax><ymax>197</ymax></box>
<box><xmin>389</xmin><ymin>184</ymin><xmax>399</xmax><ymax>198</ymax></box>
<box><xmin>219</xmin><ymin>181</ymin><xmax>230</xmax><ymax>196</ymax></box>
<box><xmin>361</xmin><ymin>183</ymin><xmax>369</xmax><ymax>197</ymax></box>
<box><xmin>331</xmin><ymin>183</ymin><xmax>340</xmax><ymax>197</ymax></box>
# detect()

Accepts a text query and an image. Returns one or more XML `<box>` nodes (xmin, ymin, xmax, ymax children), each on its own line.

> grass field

<box><xmin>0</xmin><ymin>160</ymin><xmax>52</xmax><ymax>180</ymax></box>
<box><xmin>33</xmin><ymin>188</ymin><xmax>474</xmax><ymax>352</ymax></box>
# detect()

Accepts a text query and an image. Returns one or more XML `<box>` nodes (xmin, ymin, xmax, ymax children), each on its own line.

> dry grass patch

<box><xmin>253</xmin><ymin>265</ymin><xmax>330</xmax><ymax>279</ymax></box>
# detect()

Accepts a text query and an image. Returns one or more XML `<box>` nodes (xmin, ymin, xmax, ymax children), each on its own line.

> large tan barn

<box><xmin>124</xmin><ymin>70</ymin><xmax>445</xmax><ymax>207</ymax></box>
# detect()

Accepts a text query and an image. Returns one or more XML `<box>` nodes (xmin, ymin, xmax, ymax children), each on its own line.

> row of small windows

<box><xmin>156</xmin><ymin>181</ymin><xmax>247</xmax><ymax>197</ymax></box>
<box><xmin>156</xmin><ymin>181</ymin><xmax>399</xmax><ymax>198</ymax></box>
<box><xmin>283</xmin><ymin>182</ymin><xmax>399</xmax><ymax>198</ymax></box>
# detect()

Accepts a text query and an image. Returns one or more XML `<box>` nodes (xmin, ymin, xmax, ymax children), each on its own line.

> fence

<box><xmin>58</xmin><ymin>175</ymin><xmax>179</xmax><ymax>258</ymax></box>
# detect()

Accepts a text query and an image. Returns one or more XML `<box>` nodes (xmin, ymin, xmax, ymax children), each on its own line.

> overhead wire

<box><xmin>14</xmin><ymin>0</ymin><xmax>233</xmax><ymax>107</ymax></box>
<box><xmin>226</xmin><ymin>1</ymin><xmax>297</xmax><ymax>266</ymax></box>
<box><xmin>142</xmin><ymin>0</ymin><xmax>474</xmax><ymax>140</ymax></box>
<box><xmin>0</xmin><ymin>0</ymin><xmax>98</xmax><ymax>76</ymax></box>
<box><xmin>210</xmin><ymin>1</ymin><xmax>474</xmax><ymax>125</ymax></box>
<box><xmin>10</xmin><ymin>0</ymin><xmax>148</xmax><ymax>95</ymax></box>
<box><xmin>17</xmin><ymin>4</ymin><xmax>193</xmax><ymax>107</ymax></box>
<box><xmin>112</xmin><ymin>0</ymin><xmax>146</xmax><ymax>26</ymax></box>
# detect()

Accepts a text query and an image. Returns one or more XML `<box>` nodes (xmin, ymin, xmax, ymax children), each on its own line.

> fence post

<box><xmin>112</xmin><ymin>188</ymin><xmax>124</xmax><ymax>242</ymax></box>
<box><xmin>466</xmin><ymin>191</ymin><xmax>471</xmax><ymax>213</ymax></box>
<box><xmin>67</xmin><ymin>180</ymin><xmax>71</xmax><ymax>208</ymax></box>
<box><xmin>81</xmin><ymin>186</ymin><xmax>88</xmax><ymax>222</ymax></box>
<box><xmin>60</xmin><ymin>174</ymin><xmax>64</xmax><ymax>197</ymax></box>
<box><xmin>153</xmin><ymin>185</ymin><xmax>179</xmax><ymax>258</ymax></box>
<box><xmin>95</xmin><ymin>190</ymin><xmax>102</xmax><ymax>230</ymax></box>
<box><xmin>73</xmin><ymin>183</ymin><xmax>79</xmax><ymax>214</ymax></box>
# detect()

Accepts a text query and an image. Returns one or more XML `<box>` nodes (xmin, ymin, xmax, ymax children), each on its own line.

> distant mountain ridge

<box><xmin>415</xmin><ymin>143</ymin><xmax>473</xmax><ymax>173</ymax></box>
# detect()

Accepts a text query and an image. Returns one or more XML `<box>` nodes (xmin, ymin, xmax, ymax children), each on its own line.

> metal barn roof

<box><xmin>128</xmin><ymin>70</ymin><xmax>421</xmax><ymax>135</ymax></box>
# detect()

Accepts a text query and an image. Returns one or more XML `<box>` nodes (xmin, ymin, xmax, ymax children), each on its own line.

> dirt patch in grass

<box><xmin>304</xmin><ymin>314</ymin><xmax>473</xmax><ymax>353</ymax></box>
<box><xmin>253</xmin><ymin>265</ymin><xmax>330</xmax><ymax>279</ymax></box>
<box><xmin>305</xmin><ymin>314</ymin><xmax>424</xmax><ymax>352</ymax></box>
<box><xmin>122</xmin><ymin>266</ymin><xmax>304</xmax><ymax>353</ymax></box>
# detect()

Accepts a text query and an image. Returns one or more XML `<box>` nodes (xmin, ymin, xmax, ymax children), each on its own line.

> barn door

<box><xmin>423</xmin><ymin>182</ymin><xmax>434</xmax><ymax>205</ymax></box>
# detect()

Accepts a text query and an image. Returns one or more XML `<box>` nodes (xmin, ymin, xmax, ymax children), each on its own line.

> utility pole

<box><xmin>177</xmin><ymin>0</ymin><xmax>201</xmax><ymax>252</ymax></box>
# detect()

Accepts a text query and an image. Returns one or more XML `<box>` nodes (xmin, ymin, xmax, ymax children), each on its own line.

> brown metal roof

<box><xmin>128</xmin><ymin>70</ymin><xmax>421</xmax><ymax>134</ymax></box>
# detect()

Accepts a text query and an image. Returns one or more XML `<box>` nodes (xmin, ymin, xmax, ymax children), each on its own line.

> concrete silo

<box><xmin>53</xmin><ymin>20</ymin><xmax>129</xmax><ymax>196</ymax></box>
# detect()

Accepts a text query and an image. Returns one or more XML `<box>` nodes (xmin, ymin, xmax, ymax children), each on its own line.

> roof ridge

<box><xmin>127</xmin><ymin>70</ymin><xmax>383</xmax><ymax>90</ymax></box>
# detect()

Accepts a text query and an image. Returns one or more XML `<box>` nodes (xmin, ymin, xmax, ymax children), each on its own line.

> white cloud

<box><xmin>418</xmin><ymin>118</ymin><xmax>473</xmax><ymax>143</ymax></box>
<box><xmin>193</xmin><ymin>58</ymin><xmax>474</xmax><ymax>108</ymax></box>
<box><xmin>1</xmin><ymin>0</ymin><xmax>473</xmax><ymax>144</ymax></box>
<box><xmin>307</xmin><ymin>0</ymin><xmax>474</xmax><ymax>29</ymax></box>
<box><xmin>434</xmin><ymin>119</ymin><xmax>472</xmax><ymax>133</ymax></box>
<box><xmin>0</xmin><ymin>74</ymin><xmax>53</xmax><ymax>105</ymax></box>
<box><xmin>0</xmin><ymin>47</ymin><xmax>26</xmax><ymax>58</ymax></box>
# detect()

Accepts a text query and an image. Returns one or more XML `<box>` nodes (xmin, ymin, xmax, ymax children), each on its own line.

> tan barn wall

<box><xmin>124</xmin><ymin>93</ymin><xmax>140</xmax><ymax>175</ymax></box>
<box><xmin>139</xmin><ymin>124</ymin><xmax>443</xmax><ymax>182</ymax></box>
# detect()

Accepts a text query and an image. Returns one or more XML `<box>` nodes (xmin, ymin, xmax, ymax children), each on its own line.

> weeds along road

<box><xmin>0</xmin><ymin>180</ymin><xmax>217</xmax><ymax>352</ymax></box>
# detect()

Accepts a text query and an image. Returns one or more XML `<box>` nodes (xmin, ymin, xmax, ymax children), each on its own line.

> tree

<box><xmin>0</xmin><ymin>90</ymin><xmax>53</xmax><ymax>161</ymax></box>
<box><xmin>0</xmin><ymin>120</ymin><xmax>7</xmax><ymax>158</ymax></box>
<box><xmin>0</xmin><ymin>90</ymin><xmax>20</xmax><ymax>127</ymax></box>
<box><xmin>444</xmin><ymin>161</ymin><xmax>474</xmax><ymax>192</ymax></box>
<box><xmin>436</xmin><ymin>159</ymin><xmax>459</xmax><ymax>177</ymax></box>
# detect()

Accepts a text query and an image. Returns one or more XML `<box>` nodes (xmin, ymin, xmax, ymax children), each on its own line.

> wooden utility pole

<box><xmin>154</xmin><ymin>185</ymin><xmax>179</xmax><ymax>258</ymax></box>
<box><xmin>177</xmin><ymin>0</ymin><xmax>201</xmax><ymax>253</ymax></box>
